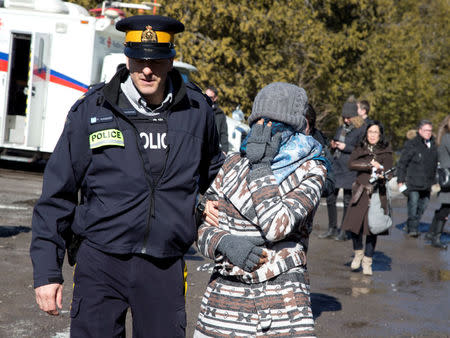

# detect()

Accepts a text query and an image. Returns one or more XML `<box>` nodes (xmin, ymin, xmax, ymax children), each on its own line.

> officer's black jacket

<box><xmin>30</xmin><ymin>67</ymin><xmax>225</xmax><ymax>288</ymax></box>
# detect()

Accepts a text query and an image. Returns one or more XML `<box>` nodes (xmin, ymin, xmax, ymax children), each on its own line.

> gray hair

<box><xmin>418</xmin><ymin>119</ymin><xmax>432</xmax><ymax>129</ymax></box>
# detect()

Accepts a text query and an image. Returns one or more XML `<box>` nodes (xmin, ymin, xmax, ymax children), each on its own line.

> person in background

<box><xmin>227</xmin><ymin>105</ymin><xmax>250</xmax><ymax>153</ymax></box>
<box><xmin>406</xmin><ymin>129</ymin><xmax>417</xmax><ymax>140</ymax></box>
<box><xmin>318</xmin><ymin>102</ymin><xmax>364</xmax><ymax>240</ymax></box>
<box><xmin>30</xmin><ymin>15</ymin><xmax>224</xmax><ymax>337</ymax></box>
<box><xmin>397</xmin><ymin>120</ymin><xmax>438</xmax><ymax>237</ymax></box>
<box><xmin>341</xmin><ymin>120</ymin><xmax>394</xmax><ymax>275</ymax></box>
<box><xmin>305</xmin><ymin>103</ymin><xmax>335</xmax><ymax>198</ymax></box>
<box><xmin>357</xmin><ymin>99</ymin><xmax>373</xmax><ymax>126</ymax></box>
<box><xmin>206</xmin><ymin>86</ymin><xmax>229</xmax><ymax>154</ymax></box>
<box><xmin>425</xmin><ymin>115</ymin><xmax>449</xmax><ymax>249</ymax></box>
<box><xmin>194</xmin><ymin>82</ymin><xmax>328</xmax><ymax>337</ymax></box>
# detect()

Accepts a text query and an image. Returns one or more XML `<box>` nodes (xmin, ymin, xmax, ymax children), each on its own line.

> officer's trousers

<box><xmin>70</xmin><ymin>242</ymin><xmax>186</xmax><ymax>338</ymax></box>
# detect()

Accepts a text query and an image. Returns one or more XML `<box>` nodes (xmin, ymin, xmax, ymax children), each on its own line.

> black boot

<box><xmin>406</xmin><ymin>219</ymin><xmax>419</xmax><ymax>237</ymax></box>
<box><xmin>408</xmin><ymin>222</ymin><xmax>419</xmax><ymax>237</ymax></box>
<box><xmin>318</xmin><ymin>228</ymin><xmax>338</xmax><ymax>239</ymax></box>
<box><xmin>425</xmin><ymin>213</ymin><xmax>439</xmax><ymax>240</ymax></box>
<box><xmin>334</xmin><ymin>229</ymin><xmax>350</xmax><ymax>241</ymax></box>
<box><xmin>409</xmin><ymin>231</ymin><xmax>420</xmax><ymax>238</ymax></box>
<box><xmin>431</xmin><ymin>219</ymin><xmax>447</xmax><ymax>249</ymax></box>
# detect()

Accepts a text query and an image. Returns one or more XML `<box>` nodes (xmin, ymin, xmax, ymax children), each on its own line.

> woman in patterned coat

<box><xmin>194</xmin><ymin>83</ymin><xmax>328</xmax><ymax>337</ymax></box>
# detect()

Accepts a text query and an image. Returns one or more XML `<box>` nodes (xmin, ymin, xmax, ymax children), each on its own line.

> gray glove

<box><xmin>216</xmin><ymin>235</ymin><xmax>265</xmax><ymax>272</ymax></box>
<box><xmin>246</xmin><ymin>123</ymin><xmax>271</xmax><ymax>165</ymax></box>
<box><xmin>246</xmin><ymin>123</ymin><xmax>281</xmax><ymax>168</ymax></box>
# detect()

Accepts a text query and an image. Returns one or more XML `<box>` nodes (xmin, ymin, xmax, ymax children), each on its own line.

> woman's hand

<box><xmin>246</xmin><ymin>119</ymin><xmax>280</xmax><ymax>167</ymax></box>
<box><xmin>216</xmin><ymin>235</ymin><xmax>268</xmax><ymax>272</ymax></box>
<box><xmin>370</xmin><ymin>159</ymin><xmax>382</xmax><ymax>170</ymax></box>
<box><xmin>330</xmin><ymin>140</ymin><xmax>337</xmax><ymax>149</ymax></box>
<box><xmin>334</xmin><ymin>141</ymin><xmax>346</xmax><ymax>150</ymax></box>
<box><xmin>204</xmin><ymin>200</ymin><xmax>219</xmax><ymax>227</ymax></box>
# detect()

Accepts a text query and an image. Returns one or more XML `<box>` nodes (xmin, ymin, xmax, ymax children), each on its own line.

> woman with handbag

<box><xmin>341</xmin><ymin>120</ymin><xmax>393</xmax><ymax>275</ymax></box>
<box><xmin>425</xmin><ymin>115</ymin><xmax>449</xmax><ymax>249</ymax></box>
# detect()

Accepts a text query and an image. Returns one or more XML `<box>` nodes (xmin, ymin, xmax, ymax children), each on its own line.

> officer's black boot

<box><xmin>431</xmin><ymin>219</ymin><xmax>447</xmax><ymax>249</ymax></box>
<box><xmin>425</xmin><ymin>214</ymin><xmax>439</xmax><ymax>241</ymax></box>
<box><xmin>318</xmin><ymin>227</ymin><xmax>338</xmax><ymax>239</ymax></box>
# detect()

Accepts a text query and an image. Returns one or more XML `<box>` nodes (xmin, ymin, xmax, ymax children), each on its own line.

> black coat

<box><xmin>30</xmin><ymin>68</ymin><xmax>225</xmax><ymax>288</ymax></box>
<box><xmin>311</xmin><ymin>128</ymin><xmax>335</xmax><ymax>197</ymax></box>
<box><xmin>213</xmin><ymin>104</ymin><xmax>229</xmax><ymax>153</ymax></box>
<box><xmin>397</xmin><ymin>134</ymin><xmax>438</xmax><ymax>191</ymax></box>
<box><xmin>331</xmin><ymin>124</ymin><xmax>365</xmax><ymax>189</ymax></box>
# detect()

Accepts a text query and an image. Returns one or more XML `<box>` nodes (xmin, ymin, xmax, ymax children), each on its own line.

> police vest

<box><xmin>117</xmin><ymin>92</ymin><xmax>169</xmax><ymax>179</ymax></box>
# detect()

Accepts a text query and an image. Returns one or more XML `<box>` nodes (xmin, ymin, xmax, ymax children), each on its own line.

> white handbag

<box><xmin>368</xmin><ymin>190</ymin><xmax>392</xmax><ymax>234</ymax></box>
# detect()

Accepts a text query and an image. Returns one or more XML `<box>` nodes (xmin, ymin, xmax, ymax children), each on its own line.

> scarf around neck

<box><xmin>241</xmin><ymin>120</ymin><xmax>327</xmax><ymax>184</ymax></box>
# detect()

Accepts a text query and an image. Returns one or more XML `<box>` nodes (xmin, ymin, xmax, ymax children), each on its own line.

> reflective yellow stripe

<box><xmin>89</xmin><ymin>129</ymin><xmax>124</xmax><ymax>149</ymax></box>
<box><xmin>126</xmin><ymin>30</ymin><xmax>173</xmax><ymax>43</ymax></box>
<box><xmin>71</xmin><ymin>263</ymin><xmax>77</xmax><ymax>311</ymax></box>
<box><xmin>184</xmin><ymin>262</ymin><xmax>188</xmax><ymax>298</ymax></box>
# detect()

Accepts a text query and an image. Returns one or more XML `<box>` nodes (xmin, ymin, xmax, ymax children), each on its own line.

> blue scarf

<box><xmin>241</xmin><ymin>119</ymin><xmax>329</xmax><ymax>184</ymax></box>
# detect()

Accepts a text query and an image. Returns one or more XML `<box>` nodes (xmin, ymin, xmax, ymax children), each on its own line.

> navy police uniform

<box><xmin>30</xmin><ymin>15</ymin><xmax>224</xmax><ymax>337</ymax></box>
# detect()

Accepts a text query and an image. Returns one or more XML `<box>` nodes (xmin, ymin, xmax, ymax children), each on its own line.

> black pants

<box><xmin>70</xmin><ymin>242</ymin><xmax>186</xmax><ymax>338</ymax></box>
<box><xmin>326</xmin><ymin>188</ymin><xmax>352</xmax><ymax>229</ymax></box>
<box><xmin>351</xmin><ymin>227</ymin><xmax>377</xmax><ymax>257</ymax></box>
<box><xmin>434</xmin><ymin>203</ymin><xmax>450</xmax><ymax>222</ymax></box>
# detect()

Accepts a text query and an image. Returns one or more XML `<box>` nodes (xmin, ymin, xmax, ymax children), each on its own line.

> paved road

<box><xmin>0</xmin><ymin>164</ymin><xmax>448</xmax><ymax>337</ymax></box>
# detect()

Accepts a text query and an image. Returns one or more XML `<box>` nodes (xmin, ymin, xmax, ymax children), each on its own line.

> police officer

<box><xmin>30</xmin><ymin>15</ymin><xmax>224</xmax><ymax>337</ymax></box>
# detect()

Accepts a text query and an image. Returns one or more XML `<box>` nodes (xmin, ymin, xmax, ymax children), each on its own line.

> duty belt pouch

<box><xmin>62</xmin><ymin>228</ymin><xmax>84</xmax><ymax>266</ymax></box>
<box><xmin>67</xmin><ymin>235</ymin><xmax>84</xmax><ymax>266</ymax></box>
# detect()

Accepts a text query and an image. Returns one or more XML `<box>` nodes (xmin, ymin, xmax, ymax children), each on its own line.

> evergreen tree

<box><xmin>68</xmin><ymin>0</ymin><xmax>449</xmax><ymax>149</ymax></box>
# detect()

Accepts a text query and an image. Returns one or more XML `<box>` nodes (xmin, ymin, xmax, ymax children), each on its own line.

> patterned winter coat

<box><xmin>196</xmin><ymin>152</ymin><xmax>327</xmax><ymax>283</ymax></box>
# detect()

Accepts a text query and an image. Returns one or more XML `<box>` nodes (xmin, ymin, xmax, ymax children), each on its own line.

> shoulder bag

<box><xmin>437</xmin><ymin>167</ymin><xmax>450</xmax><ymax>189</ymax></box>
<box><xmin>368</xmin><ymin>189</ymin><xmax>393</xmax><ymax>235</ymax></box>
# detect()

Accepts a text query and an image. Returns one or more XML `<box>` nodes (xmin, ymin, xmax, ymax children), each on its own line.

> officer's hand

<box><xmin>205</xmin><ymin>200</ymin><xmax>219</xmax><ymax>227</ymax></box>
<box><xmin>35</xmin><ymin>283</ymin><xmax>63</xmax><ymax>316</ymax></box>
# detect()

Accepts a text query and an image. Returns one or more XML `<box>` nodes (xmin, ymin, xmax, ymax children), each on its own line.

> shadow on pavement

<box><xmin>395</xmin><ymin>222</ymin><xmax>449</xmax><ymax>243</ymax></box>
<box><xmin>373</xmin><ymin>251</ymin><xmax>392</xmax><ymax>272</ymax></box>
<box><xmin>311</xmin><ymin>293</ymin><xmax>341</xmax><ymax>320</ymax></box>
<box><xmin>396</xmin><ymin>221</ymin><xmax>434</xmax><ymax>234</ymax></box>
<box><xmin>0</xmin><ymin>225</ymin><xmax>31</xmax><ymax>237</ymax></box>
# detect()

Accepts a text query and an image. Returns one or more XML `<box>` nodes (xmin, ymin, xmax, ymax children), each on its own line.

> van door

<box><xmin>4</xmin><ymin>32</ymin><xmax>31</xmax><ymax>145</ymax></box>
<box><xmin>26</xmin><ymin>33</ymin><xmax>51</xmax><ymax>148</ymax></box>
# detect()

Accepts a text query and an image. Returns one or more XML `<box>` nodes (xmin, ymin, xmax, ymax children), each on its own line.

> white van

<box><xmin>0</xmin><ymin>0</ymin><xmax>196</xmax><ymax>162</ymax></box>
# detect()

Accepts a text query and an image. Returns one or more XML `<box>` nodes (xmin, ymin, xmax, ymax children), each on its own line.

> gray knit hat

<box><xmin>342</xmin><ymin>102</ymin><xmax>358</xmax><ymax>118</ymax></box>
<box><xmin>248</xmin><ymin>82</ymin><xmax>308</xmax><ymax>131</ymax></box>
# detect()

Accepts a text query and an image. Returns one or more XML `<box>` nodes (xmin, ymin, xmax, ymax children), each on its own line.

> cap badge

<box><xmin>141</xmin><ymin>25</ymin><xmax>158</xmax><ymax>43</ymax></box>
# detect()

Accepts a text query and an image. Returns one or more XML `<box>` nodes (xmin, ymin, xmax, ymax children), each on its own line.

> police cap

<box><xmin>116</xmin><ymin>15</ymin><xmax>184</xmax><ymax>60</ymax></box>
